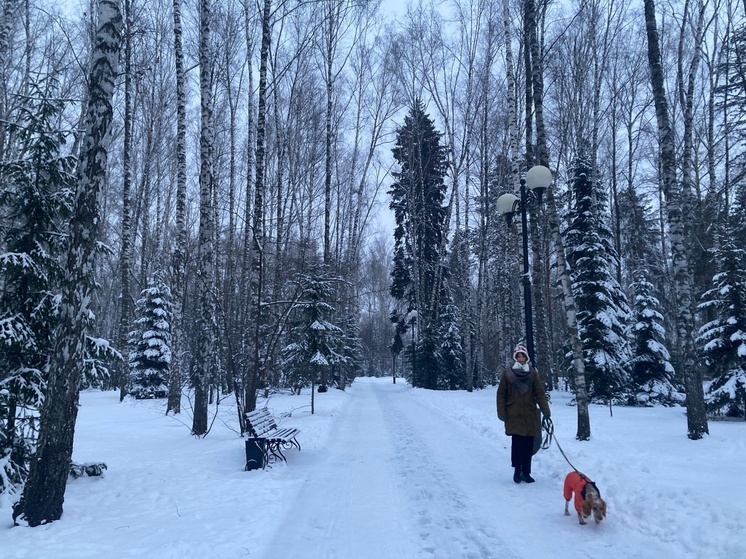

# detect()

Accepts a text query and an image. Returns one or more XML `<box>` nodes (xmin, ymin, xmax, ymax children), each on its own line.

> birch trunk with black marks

<box><xmin>546</xmin><ymin>186</ymin><xmax>591</xmax><ymax>440</ymax></box>
<box><xmin>322</xmin><ymin>1</ymin><xmax>339</xmax><ymax>267</ymax></box>
<box><xmin>524</xmin><ymin>0</ymin><xmax>550</xmax><ymax>382</ymax></box>
<box><xmin>167</xmin><ymin>0</ymin><xmax>187</xmax><ymax>415</ymax></box>
<box><xmin>474</xmin><ymin>14</ymin><xmax>497</xmax><ymax>389</ymax></box>
<box><xmin>191</xmin><ymin>0</ymin><xmax>216</xmax><ymax>437</ymax></box>
<box><xmin>525</xmin><ymin>0</ymin><xmax>590</xmax><ymax>438</ymax></box>
<box><xmin>246</xmin><ymin>0</ymin><xmax>272</xmax><ymax>414</ymax></box>
<box><xmin>644</xmin><ymin>0</ymin><xmax>708</xmax><ymax>439</ymax></box>
<box><xmin>0</xmin><ymin>0</ymin><xmax>18</xmax><ymax>161</ymax></box>
<box><xmin>13</xmin><ymin>0</ymin><xmax>122</xmax><ymax>526</ymax></box>
<box><xmin>116</xmin><ymin>0</ymin><xmax>133</xmax><ymax>401</ymax></box>
<box><xmin>239</xmin><ymin>0</ymin><xmax>256</xmax><ymax>422</ymax></box>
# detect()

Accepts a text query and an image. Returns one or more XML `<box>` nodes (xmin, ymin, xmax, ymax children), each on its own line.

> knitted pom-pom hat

<box><xmin>513</xmin><ymin>344</ymin><xmax>530</xmax><ymax>361</ymax></box>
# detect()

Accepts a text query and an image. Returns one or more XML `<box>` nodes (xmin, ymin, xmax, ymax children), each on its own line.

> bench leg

<box><xmin>267</xmin><ymin>441</ymin><xmax>288</xmax><ymax>464</ymax></box>
<box><xmin>245</xmin><ymin>438</ymin><xmax>269</xmax><ymax>471</ymax></box>
<box><xmin>289</xmin><ymin>437</ymin><xmax>301</xmax><ymax>452</ymax></box>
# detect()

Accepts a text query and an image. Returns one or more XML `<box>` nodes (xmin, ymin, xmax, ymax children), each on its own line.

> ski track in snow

<box><xmin>260</xmin><ymin>380</ymin><xmax>516</xmax><ymax>558</ymax></box>
<box><xmin>380</xmin><ymin>383</ymin><xmax>517</xmax><ymax>559</ymax></box>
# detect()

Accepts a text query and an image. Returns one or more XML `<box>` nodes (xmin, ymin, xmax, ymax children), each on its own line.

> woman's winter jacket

<box><xmin>496</xmin><ymin>366</ymin><xmax>551</xmax><ymax>437</ymax></box>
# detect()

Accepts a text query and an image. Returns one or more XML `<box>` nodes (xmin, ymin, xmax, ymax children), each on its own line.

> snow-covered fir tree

<box><xmin>618</xmin><ymin>185</ymin><xmax>667</xmax><ymax>291</ymax></box>
<box><xmin>697</xmin><ymin>230</ymin><xmax>746</xmax><ymax>418</ymax></box>
<box><xmin>388</xmin><ymin>99</ymin><xmax>451</xmax><ymax>390</ymax></box>
<box><xmin>565</xmin><ymin>152</ymin><xmax>631</xmax><ymax>402</ymax></box>
<box><xmin>0</xmin><ymin>81</ymin><xmax>75</xmax><ymax>495</ymax></box>
<box><xmin>335</xmin><ymin>310</ymin><xmax>364</xmax><ymax>389</ymax></box>
<box><xmin>282</xmin><ymin>271</ymin><xmax>346</xmax><ymax>410</ymax></box>
<box><xmin>127</xmin><ymin>277</ymin><xmax>172</xmax><ymax>399</ymax></box>
<box><xmin>438</xmin><ymin>303</ymin><xmax>466</xmax><ymax>390</ymax></box>
<box><xmin>626</xmin><ymin>271</ymin><xmax>683</xmax><ymax>406</ymax></box>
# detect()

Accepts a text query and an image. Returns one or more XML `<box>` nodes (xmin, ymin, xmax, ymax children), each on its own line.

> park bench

<box><xmin>244</xmin><ymin>408</ymin><xmax>301</xmax><ymax>470</ymax></box>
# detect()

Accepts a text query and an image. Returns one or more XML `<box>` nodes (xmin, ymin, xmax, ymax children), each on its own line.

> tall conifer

<box><xmin>565</xmin><ymin>153</ymin><xmax>630</xmax><ymax>402</ymax></box>
<box><xmin>388</xmin><ymin>99</ymin><xmax>449</xmax><ymax>389</ymax></box>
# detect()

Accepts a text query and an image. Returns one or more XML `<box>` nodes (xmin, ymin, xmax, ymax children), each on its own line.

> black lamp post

<box><xmin>496</xmin><ymin>165</ymin><xmax>552</xmax><ymax>363</ymax></box>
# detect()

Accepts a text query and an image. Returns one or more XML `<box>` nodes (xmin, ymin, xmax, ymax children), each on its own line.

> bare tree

<box><xmin>644</xmin><ymin>0</ymin><xmax>709</xmax><ymax>439</ymax></box>
<box><xmin>192</xmin><ymin>0</ymin><xmax>217</xmax><ymax>436</ymax></box>
<box><xmin>525</xmin><ymin>0</ymin><xmax>591</xmax><ymax>439</ymax></box>
<box><xmin>13</xmin><ymin>0</ymin><xmax>122</xmax><ymax>526</ymax></box>
<box><xmin>167</xmin><ymin>0</ymin><xmax>188</xmax><ymax>415</ymax></box>
<box><xmin>115</xmin><ymin>0</ymin><xmax>134</xmax><ymax>401</ymax></box>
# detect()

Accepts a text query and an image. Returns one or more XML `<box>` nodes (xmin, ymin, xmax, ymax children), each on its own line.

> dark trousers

<box><xmin>511</xmin><ymin>435</ymin><xmax>535</xmax><ymax>474</ymax></box>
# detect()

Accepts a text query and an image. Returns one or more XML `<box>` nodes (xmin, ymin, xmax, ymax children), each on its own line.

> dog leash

<box><xmin>540</xmin><ymin>416</ymin><xmax>581</xmax><ymax>473</ymax></box>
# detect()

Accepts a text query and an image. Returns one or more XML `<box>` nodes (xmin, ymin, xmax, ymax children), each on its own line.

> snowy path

<box><xmin>259</xmin><ymin>378</ymin><xmax>671</xmax><ymax>559</ymax></box>
<box><xmin>4</xmin><ymin>378</ymin><xmax>741</xmax><ymax>559</ymax></box>
<box><xmin>261</xmin><ymin>379</ymin><xmax>523</xmax><ymax>558</ymax></box>
<box><xmin>260</xmin><ymin>380</ymin><xmax>422</xmax><ymax>557</ymax></box>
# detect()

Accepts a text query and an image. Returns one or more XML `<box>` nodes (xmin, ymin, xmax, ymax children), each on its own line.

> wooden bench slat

<box><xmin>245</xmin><ymin>408</ymin><xmax>280</xmax><ymax>437</ymax></box>
<box><xmin>269</xmin><ymin>429</ymin><xmax>299</xmax><ymax>440</ymax></box>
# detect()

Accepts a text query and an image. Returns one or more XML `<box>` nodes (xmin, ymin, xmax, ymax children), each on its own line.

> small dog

<box><xmin>563</xmin><ymin>471</ymin><xmax>606</xmax><ymax>525</ymax></box>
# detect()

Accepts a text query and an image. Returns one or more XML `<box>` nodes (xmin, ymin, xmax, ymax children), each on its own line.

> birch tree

<box><xmin>524</xmin><ymin>0</ymin><xmax>591</xmax><ymax>439</ymax></box>
<box><xmin>191</xmin><ymin>0</ymin><xmax>216</xmax><ymax>437</ymax></box>
<box><xmin>644</xmin><ymin>0</ymin><xmax>709</xmax><ymax>439</ymax></box>
<box><xmin>167</xmin><ymin>0</ymin><xmax>187</xmax><ymax>415</ymax></box>
<box><xmin>13</xmin><ymin>0</ymin><xmax>122</xmax><ymax>526</ymax></box>
<box><xmin>116</xmin><ymin>0</ymin><xmax>134</xmax><ymax>401</ymax></box>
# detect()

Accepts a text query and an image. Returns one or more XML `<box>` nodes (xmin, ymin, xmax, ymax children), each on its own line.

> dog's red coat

<box><xmin>563</xmin><ymin>471</ymin><xmax>592</xmax><ymax>514</ymax></box>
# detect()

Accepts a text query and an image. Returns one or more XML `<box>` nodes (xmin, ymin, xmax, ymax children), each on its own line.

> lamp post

<box><xmin>496</xmin><ymin>165</ymin><xmax>552</xmax><ymax>363</ymax></box>
<box><xmin>406</xmin><ymin>309</ymin><xmax>418</xmax><ymax>382</ymax></box>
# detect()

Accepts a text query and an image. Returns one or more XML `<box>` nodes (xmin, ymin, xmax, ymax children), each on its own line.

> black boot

<box><xmin>513</xmin><ymin>468</ymin><xmax>522</xmax><ymax>483</ymax></box>
<box><xmin>520</xmin><ymin>470</ymin><xmax>535</xmax><ymax>483</ymax></box>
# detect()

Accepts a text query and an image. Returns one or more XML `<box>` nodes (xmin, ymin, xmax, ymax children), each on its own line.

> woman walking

<box><xmin>496</xmin><ymin>344</ymin><xmax>551</xmax><ymax>483</ymax></box>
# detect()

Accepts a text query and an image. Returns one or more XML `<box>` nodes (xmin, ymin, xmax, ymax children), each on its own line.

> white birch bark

<box><xmin>116</xmin><ymin>0</ymin><xmax>133</xmax><ymax>401</ymax></box>
<box><xmin>167</xmin><ymin>0</ymin><xmax>187</xmax><ymax>415</ymax></box>
<box><xmin>192</xmin><ymin>0</ymin><xmax>216</xmax><ymax>436</ymax></box>
<box><xmin>644</xmin><ymin>0</ymin><xmax>708</xmax><ymax>439</ymax></box>
<box><xmin>0</xmin><ymin>0</ymin><xmax>18</xmax><ymax>161</ymax></box>
<box><xmin>14</xmin><ymin>0</ymin><xmax>122</xmax><ymax>526</ymax></box>
<box><xmin>525</xmin><ymin>0</ymin><xmax>591</xmax><ymax>439</ymax></box>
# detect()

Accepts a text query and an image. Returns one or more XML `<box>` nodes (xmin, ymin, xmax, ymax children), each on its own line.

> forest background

<box><xmin>1</xmin><ymin>0</ymin><xmax>746</xmax><ymax>525</ymax></box>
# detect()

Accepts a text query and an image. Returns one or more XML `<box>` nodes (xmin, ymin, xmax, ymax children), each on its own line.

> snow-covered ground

<box><xmin>2</xmin><ymin>376</ymin><xmax>744</xmax><ymax>559</ymax></box>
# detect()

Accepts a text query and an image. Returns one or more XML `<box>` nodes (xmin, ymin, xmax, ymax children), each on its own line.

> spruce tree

<box><xmin>127</xmin><ymin>277</ymin><xmax>172</xmax><ymax>399</ymax></box>
<box><xmin>626</xmin><ymin>272</ymin><xmax>682</xmax><ymax>406</ymax></box>
<box><xmin>565</xmin><ymin>152</ymin><xmax>631</xmax><ymax>403</ymax></box>
<box><xmin>618</xmin><ymin>185</ymin><xmax>666</xmax><ymax>287</ymax></box>
<box><xmin>697</xmin><ymin>231</ymin><xmax>746</xmax><ymax>418</ymax></box>
<box><xmin>0</xmin><ymin>80</ymin><xmax>74</xmax><ymax>495</ymax></box>
<box><xmin>282</xmin><ymin>271</ymin><xmax>346</xmax><ymax>412</ymax></box>
<box><xmin>388</xmin><ymin>99</ymin><xmax>449</xmax><ymax>389</ymax></box>
<box><xmin>438</xmin><ymin>303</ymin><xmax>466</xmax><ymax>390</ymax></box>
